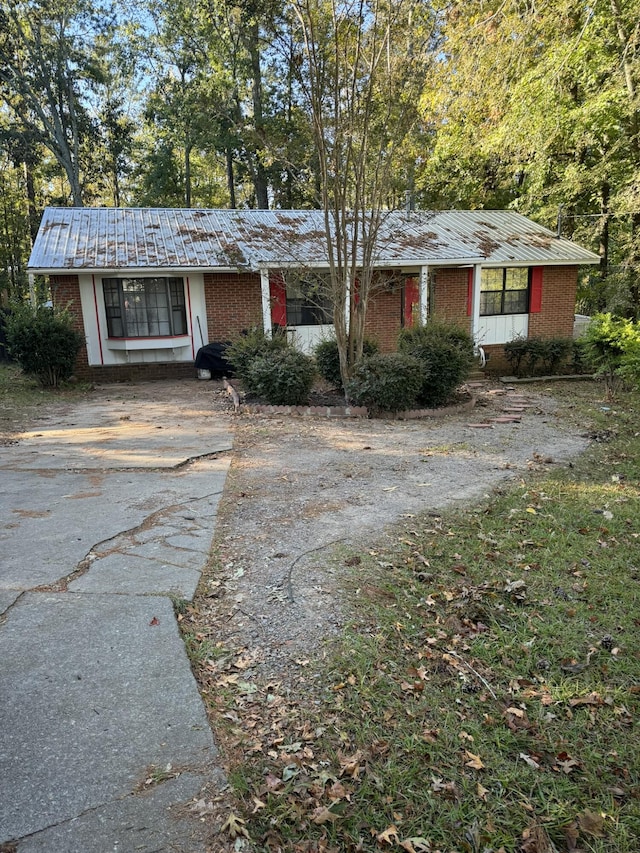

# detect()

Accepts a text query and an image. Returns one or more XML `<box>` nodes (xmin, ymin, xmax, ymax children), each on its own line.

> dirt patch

<box><xmin>197</xmin><ymin>381</ymin><xmax>590</xmax><ymax>683</ymax></box>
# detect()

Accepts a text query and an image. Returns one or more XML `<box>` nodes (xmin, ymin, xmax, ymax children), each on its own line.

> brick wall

<box><xmin>365</xmin><ymin>285</ymin><xmax>402</xmax><ymax>351</ymax></box>
<box><xmin>431</xmin><ymin>268</ymin><xmax>471</xmax><ymax>329</ymax></box>
<box><xmin>481</xmin><ymin>266</ymin><xmax>579</xmax><ymax>374</ymax></box>
<box><xmin>50</xmin><ymin>274</ymin><xmax>90</xmax><ymax>377</ymax></box>
<box><xmin>529</xmin><ymin>266</ymin><xmax>578</xmax><ymax>338</ymax></box>
<box><xmin>204</xmin><ymin>272</ymin><xmax>263</xmax><ymax>340</ymax></box>
<box><xmin>80</xmin><ymin>362</ymin><xmax>196</xmax><ymax>384</ymax></box>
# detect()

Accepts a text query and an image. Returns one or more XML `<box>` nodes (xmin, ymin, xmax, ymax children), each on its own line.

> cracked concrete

<box><xmin>0</xmin><ymin>381</ymin><xmax>233</xmax><ymax>851</ymax></box>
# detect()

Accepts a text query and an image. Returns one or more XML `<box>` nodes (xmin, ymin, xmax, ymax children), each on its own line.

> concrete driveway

<box><xmin>0</xmin><ymin>381</ymin><xmax>233</xmax><ymax>851</ymax></box>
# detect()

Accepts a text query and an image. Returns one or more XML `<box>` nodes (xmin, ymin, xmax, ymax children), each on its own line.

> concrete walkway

<box><xmin>0</xmin><ymin>383</ymin><xmax>233</xmax><ymax>851</ymax></box>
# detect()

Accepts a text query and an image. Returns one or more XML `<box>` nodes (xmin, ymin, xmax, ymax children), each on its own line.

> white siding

<box><xmin>475</xmin><ymin>314</ymin><xmax>529</xmax><ymax>346</ymax></box>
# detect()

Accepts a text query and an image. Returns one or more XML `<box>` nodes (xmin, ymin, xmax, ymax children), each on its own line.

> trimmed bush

<box><xmin>5</xmin><ymin>304</ymin><xmax>84</xmax><ymax>387</ymax></box>
<box><xmin>314</xmin><ymin>337</ymin><xmax>379</xmax><ymax>389</ymax></box>
<box><xmin>225</xmin><ymin>326</ymin><xmax>288</xmax><ymax>383</ymax></box>
<box><xmin>345</xmin><ymin>352</ymin><xmax>424</xmax><ymax>414</ymax></box>
<box><xmin>398</xmin><ymin>321</ymin><xmax>474</xmax><ymax>407</ymax></box>
<box><xmin>505</xmin><ymin>335</ymin><xmax>579</xmax><ymax>377</ymax></box>
<box><xmin>246</xmin><ymin>348</ymin><xmax>316</xmax><ymax>405</ymax></box>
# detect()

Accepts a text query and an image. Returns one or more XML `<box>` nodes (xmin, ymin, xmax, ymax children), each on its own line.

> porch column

<box><xmin>470</xmin><ymin>264</ymin><xmax>482</xmax><ymax>343</ymax></box>
<box><xmin>260</xmin><ymin>268</ymin><xmax>272</xmax><ymax>337</ymax></box>
<box><xmin>419</xmin><ymin>266</ymin><xmax>429</xmax><ymax>325</ymax></box>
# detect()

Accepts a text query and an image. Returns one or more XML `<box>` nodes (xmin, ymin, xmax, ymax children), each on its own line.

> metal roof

<box><xmin>28</xmin><ymin>207</ymin><xmax>600</xmax><ymax>273</ymax></box>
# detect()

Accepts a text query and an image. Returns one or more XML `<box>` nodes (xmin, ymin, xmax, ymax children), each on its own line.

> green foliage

<box><xmin>225</xmin><ymin>327</ymin><xmax>289</xmax><ymax>384</ymax></box>
<box><xmin>313</xmin><ymin>337</ymin><xmax>379</xmax><ymax>390</ymax></box>
<box><xmin>245</xmin><ymin>348</ymin><xmax>316</xmax><ymax>406</ymax></box>
<box><xmin>503</xmin><ymin>336</ymin><xmax>529</xmax><ymax>376</ymax></box>
<box><xmin>398</xmin><ymin>321</ymin><xmax>474</xmax><ymax>406</ymax></box>
<box><xmin>5</xmin><ymin>304</ymin><xmax>83</xmax><ymax>387</ymax></box>
<box><xmin>581</xmin><ymin>313</ymin><xmax>640</xmax><ymax>399</ymax></box>
<box><xmin>504</xmin><ymin>336</ymin><xmax>574</xmax><ymax>377</ymax></box>
<box><xmin>345</xmin><ymin>352</ymin><xmax>424</xmax><ymax>414</ymax></box>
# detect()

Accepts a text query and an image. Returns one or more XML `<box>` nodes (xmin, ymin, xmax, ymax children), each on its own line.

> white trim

<box><xmin>106</xmin><ymin>336</ymin><xmax>191</xmax><ymax>351</ymax></box>
<box><xmin>471</xmin><ymin>264</ymin><xmax>483</xmax><ymax>344</ymax></box>
<box><xmin>260</xmin><ymin>269</ymin><xmax>272</xmax><ymax>336</ymax></box>
<box><xmin>419</xmin><ymin>266</ymin><xmax>429</xmax><ymax>325</ymax></box>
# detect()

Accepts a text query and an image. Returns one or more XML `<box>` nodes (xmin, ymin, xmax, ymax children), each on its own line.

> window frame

<box><xmin>102</xmin><ymin>276</ymin><xmax>187</xmax><ymax>339</ymax></box>
<box><xmin>285</xmin><ymin>276</ymin><xmax>333</xmax><ymax>327</ymax></box>
<box><xmin>480</xmin><ymin>267</ymin><xmax>531</xmax><ymax>317</ymax></box>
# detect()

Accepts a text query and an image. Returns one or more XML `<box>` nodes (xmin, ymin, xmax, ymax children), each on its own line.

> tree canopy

<box><xmin>1</xmin><ymin>0</ymin><xmax>638</xmax><ymax>316</ymax></box>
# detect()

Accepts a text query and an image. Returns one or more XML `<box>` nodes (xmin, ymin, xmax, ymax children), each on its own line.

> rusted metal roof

<box><xmin>28</xmin><ymin>207</ymin><xmax>599</xmax><ymax>273</ymax></box>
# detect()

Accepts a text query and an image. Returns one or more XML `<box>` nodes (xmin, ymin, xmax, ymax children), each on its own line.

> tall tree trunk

<box><xmin>226</xmin><ymin>148</ymin><xmax>236</xmax><ymax>209</ymax></box>
<box><xmin>247</xmin><ymin>20</ymin><xmax>268</xmax><ymax>209</ymax></box>
<box><xmin>599</xmin><ymin>181</ymin><xmax>610</xmax><ymax>279</ymax></box>
<box><xmin>185</xmin><ymin>142</ymin><xmax>192</xmax><ymax>207</ymax></box>
<box><xmin>24</xmin><ymin>160</ymin><xmax>39</xmax><ymax>246</ymax></box>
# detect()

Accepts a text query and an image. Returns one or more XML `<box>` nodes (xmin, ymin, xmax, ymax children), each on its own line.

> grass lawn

<box><xmin>0</xmin><ymin>363</ymin><xmax>90</xmax><ymax>436</ymax></box>
<box><xmin>191</xmin><ymin>381</ymin><xmax>640</xmax><ymax>852</ymax></box>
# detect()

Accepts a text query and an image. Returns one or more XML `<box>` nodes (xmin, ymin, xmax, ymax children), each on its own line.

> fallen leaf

<box><xmin>377</xmin><ymin>825</ymin><xmax>400</xmax><ymax>845</ymax></box>
<box><xmin>251</xmin><ymin>796</ymin><xmax>266</xmax><ymax>813</ymax></box>
<box><xmin>521</xmin><ymin>822</ymin><xmax>555</xmax><ymax>852</ymax></box>
<box><xmin>569</xmin><ymin>692</ymin><xmax>603</xmax><ymax>707</ymax></box>
<box><xmin>421</xmin><ymin>728</ymin><xmax>439</xmax><ymax>743</ymax></box>
<box><xmin>190</xmin><ymin>798</ymin><xmax>215</xmax><ymax>816</ymax></box>
<box><xmin>221</xmin><ymin>812</ymin><xmax>249</xmax><ymax>839</ymax></box>
<box><xmin>311</xmin><ymin>806</ymin><xmax>341</xmax><ymax>825</ymax></box>
<box><xmin>519</xmin><ymin>753</ymin><xmax>541</xmax><ymax>770</ymax></box>
<box><xmin>506</xmin><ymin>706</ymin><xmax>525</xmax><ymax>718</ymax></box>
<box><xmin>400</xmin><ymin>838</ymin><xmax>432</xmax><ymax>852</ymax></box>
<box><xmin>149</xmin><ymin>616</ymin><xmax>159</xmax><ymax>626</ymax></box>
<box><xmin>477</xmin><ymin>782</ymin><xmax>489</xmax><ymax>801</ymax></box>
<box><xmin>464</xmin><ymin>750</ymin><xmax>485</xmax><ymax>770</ymax></box>
<box><xmin>338</xmin><ymin>750</ymin><xmax>364</xmax><ymax>779</ymax></box>
<box><xmin>577</xmin><ymin>810</ymin><xmax>605</xmax><ymax>837</ymax></box>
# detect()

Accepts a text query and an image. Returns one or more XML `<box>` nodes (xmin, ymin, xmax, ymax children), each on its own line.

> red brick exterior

<box><xmin>528</xmin><ymin>266</ymin><xmax>578</xmax><ymax>338</ymax></box>
<box><xmin>431</xmin><ymin>268</ymin><xmax>472</xmax><ymax>329</ymax></box>
<box><xmin>50</xmin><ymin>274</ymin><xmax>90</xmax><ymax>377</ymax></box>
<box><xmin>204</xmin><ymin>272</ymin><xmax>263</xmax><ymax>341</ymax></box>
<box><xmin>49</xmin><ymin>264</ymin><xmax>579</xmax><ymax>382</ymax></box>
<box><xmin>365</xmin><ymin>285</ymin><xmax>403</xmax><ymax>351</ymax></box>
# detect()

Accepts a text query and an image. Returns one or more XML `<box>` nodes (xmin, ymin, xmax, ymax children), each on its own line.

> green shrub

<box><xmin>503</xmin><ymin>337</ymin><xmax>528</xmax><ymax>376</ymax></box>
<box><xmin>505</xmin><ymin>336</ymin><xmax>574</xmax><ymax>376</ymax></box>
<box><xmin>581</xmin><ymin>313</ymin><xmax>640</xmax><ymax>399</ymax></box>
<box><xmin>538</xmin><ymin>337</ymin><xmax>573</xmax><ymax>374</ymax></box>
<box><xmin>397</xmin><ymin>321</ymin><xmax>474</xmax><ymax>407</ymax></box>
<box><xmin>314</xmin><ymin>337</ymin><xmax>379</xmax><ymax>389</ymax></box>
<box><xmin>246</xmin><ymin>348</ymin><xmax>316</xmax><ymax>405</ymax></box>
<box><xmin>225</xmin><ymin>326</ymin><xmax>288</xmax><ymax>383</ymax></box>
<box><xmin>345</xmin><ymin>352</ymin><xmax>424</xmax><ymax>414</ymax></box>
<box><xmin>5</xmin><ymin>304</ymin><xmax>84</xmax><ymax>387</ymax></box>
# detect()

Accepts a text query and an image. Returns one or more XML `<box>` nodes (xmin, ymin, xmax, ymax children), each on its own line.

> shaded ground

<box><xmin>198</xmin><ymin>381</ymin><xmax>590</xmax><ymax>684</ymax></box>
<box><xmin>0</xmin><ymin>375</ymin><xmax>594</xmax><ymax>851</ymax></box>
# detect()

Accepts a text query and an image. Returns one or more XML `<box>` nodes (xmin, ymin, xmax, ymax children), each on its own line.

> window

<box><xmin>480</xmin><ymin>268</ymin><xmax>529</xmax><ymax>316</ymax></box>
<box><xmin>285</xmin><ymin>277</ymin><xmax>332</xmax><ymax>326</ymax></box>
<box><xmin>103</xmin><ymin>277</ymin><xmax>187</xmax><ymax>338</ymax></box>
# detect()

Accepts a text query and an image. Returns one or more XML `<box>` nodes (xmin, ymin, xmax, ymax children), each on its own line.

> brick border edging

<box><xmin>238</xmin><ymin>395</ymin><xmax>477</xmax><ymax>420</ymax></box>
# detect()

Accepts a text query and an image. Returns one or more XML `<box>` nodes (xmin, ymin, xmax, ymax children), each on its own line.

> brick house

<box><xmin>28</xmin><ymin>207</ymin><xmax>599</xmax><ymax>382</ymax></box>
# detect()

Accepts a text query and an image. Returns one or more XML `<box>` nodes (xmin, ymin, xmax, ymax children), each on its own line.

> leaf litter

<box><xmin>179</xmin><ymin>381</ymin><xmax>640</xmax><ymax>850</ymax></box>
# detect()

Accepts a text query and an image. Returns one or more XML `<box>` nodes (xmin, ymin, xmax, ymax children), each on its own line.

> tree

<box><xmin>289</xmin><ymin>0</ymin><xmax>435</xmax><ymax>385</ymax></box>
<box><xmin>418</xmin><ymin>0</ymin><xmax>640</xmax><ymax>317</ymax></box>
<box><xmin>0</xmin><ymin>0</ymin><xmax>114</xmax><ymax>206</ymax></box>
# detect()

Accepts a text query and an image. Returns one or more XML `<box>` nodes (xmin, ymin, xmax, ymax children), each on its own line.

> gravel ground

<box><xmin>198</xmin><ymin>381</ymin><xmax>590</xmax><ymax>682</ymax></box>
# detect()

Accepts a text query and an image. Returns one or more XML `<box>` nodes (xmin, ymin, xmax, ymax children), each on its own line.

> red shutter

<box><xmin>530</xmin><ymin>266</ymin><xmax>543</xmax><ymax>313</ymax></box>
<box><xmin>404</xmin><ymin>277</ymin><xmax>419</xmax><ymax>327</ymax></box>
<box><xmin>269</xmin><ymin>272</ymin><xmax>287</xmax><ymax>327</ymax></box>
<box><xmin>467</xmin><ymin>268</ymin><xmax>473</xmax><ymax>316</ymax></box>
